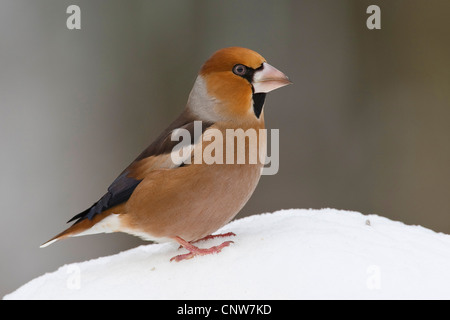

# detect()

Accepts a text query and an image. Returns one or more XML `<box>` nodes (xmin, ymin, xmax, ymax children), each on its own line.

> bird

<box><xmin>41</xmin><ymin>47</ymin><xmax>291</xmax><ymax>262</ymax></box>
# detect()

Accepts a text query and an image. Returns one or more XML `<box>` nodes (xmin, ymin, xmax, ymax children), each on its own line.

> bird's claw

<box><xmin>177</xmin><ymin>232</ymin><xmax>236</xmax><ymax>249</ymax></box>
<box><xmin>171</xmin><ymin>236</ymin><xmax>235</xmax><ymax>262</ymax></box>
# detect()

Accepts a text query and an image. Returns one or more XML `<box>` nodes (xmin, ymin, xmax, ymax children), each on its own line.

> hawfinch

<box><xmin>41</xmin><ymin>47</ymin><xmax>291</xmax><ymax>261</ymax></box>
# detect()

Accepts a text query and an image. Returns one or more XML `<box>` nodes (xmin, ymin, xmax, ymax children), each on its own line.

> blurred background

<box><xmin>1</xmin><ymin>0</ymin><xmax>449</xmax><ymax>297</ymax></box>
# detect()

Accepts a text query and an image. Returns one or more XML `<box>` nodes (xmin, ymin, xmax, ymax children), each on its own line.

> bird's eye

<box><xmin>233</xmin><ymin>64</ymin><xmax>247</xmax><ymax>76</ymax></box>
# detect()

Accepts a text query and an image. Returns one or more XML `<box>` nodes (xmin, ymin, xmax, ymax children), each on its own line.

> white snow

<box><xmin>4</xmin><ymin>208</ymin><xmax>450</xmax><ymax>300</ymax></box>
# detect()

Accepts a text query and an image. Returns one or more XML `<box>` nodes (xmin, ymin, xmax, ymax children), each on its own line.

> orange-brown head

<box><xmin>187</xmin><ymin>47</ymin><xmax>291</xmax><ymax>123</ymax></box>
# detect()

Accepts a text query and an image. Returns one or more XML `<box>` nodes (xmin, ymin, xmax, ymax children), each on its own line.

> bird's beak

<box><xmin>252</xmin><ymin>62</ymin><xmax>292</xmax><ymax>93</ymax></box>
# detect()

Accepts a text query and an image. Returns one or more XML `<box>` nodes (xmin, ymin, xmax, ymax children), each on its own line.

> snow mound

<box><xmin>5</xmin><ymin>209</ymin><xmax>450</xmax><ymax>300</ymax></box>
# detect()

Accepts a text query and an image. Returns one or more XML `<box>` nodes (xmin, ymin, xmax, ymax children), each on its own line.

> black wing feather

<box><xmin>67</xmin><ymin>172</ymin><xmax>142</xmax><ymax>224</ymax></box>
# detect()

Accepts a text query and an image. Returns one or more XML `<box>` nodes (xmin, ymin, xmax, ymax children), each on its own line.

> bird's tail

<box><xmin>40</xmin><ymin>230</ymin><xmax>71</xmax><ymax>248</ymax></box>
<box><xmin>40</xmin><ymin>207</ymin><xmax>124</xmax><ymax>248</ymax></box>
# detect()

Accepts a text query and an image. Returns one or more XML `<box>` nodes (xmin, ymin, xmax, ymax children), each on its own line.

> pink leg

<box><xmin>177</xmin><ymin>232</ymin><xmax>236</xmax><ymax>249</ymax></box>
<box><xmin>191</xmin><ymin>232</ymin><xmax>236</xmax><ymax>244</ymax></box>
<box><xmin>170</xmin><ymin>235</ymin><xmax>234</xmax><ymax>262</ymax></box>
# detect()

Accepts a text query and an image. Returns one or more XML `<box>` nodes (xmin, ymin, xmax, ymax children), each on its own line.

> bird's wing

<box><xmin>68</xmin><ymin>110</ymin><xmax>213</xmax><ymax>224</ymax></box>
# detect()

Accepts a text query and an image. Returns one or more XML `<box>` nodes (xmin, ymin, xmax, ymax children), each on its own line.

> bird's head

<box><xmin>187</xmin><ymin>47</ymin><xmax>291</xmax><ymax>123</ymax></box>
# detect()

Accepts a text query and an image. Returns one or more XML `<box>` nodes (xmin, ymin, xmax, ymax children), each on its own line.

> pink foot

<box><xmin>177</xmin><ymin>232</ymin><xmax>236</xmax><ymax>249</ymax></box>
<box><xmin>170</xmin><ymin>235</ymin><xmax>235</xmax><ymax>262</ymax></box>
<box><xmin>192</xmin><ymin>232</ymin><xmax>236</xmax><ymax>244</ymax></box>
